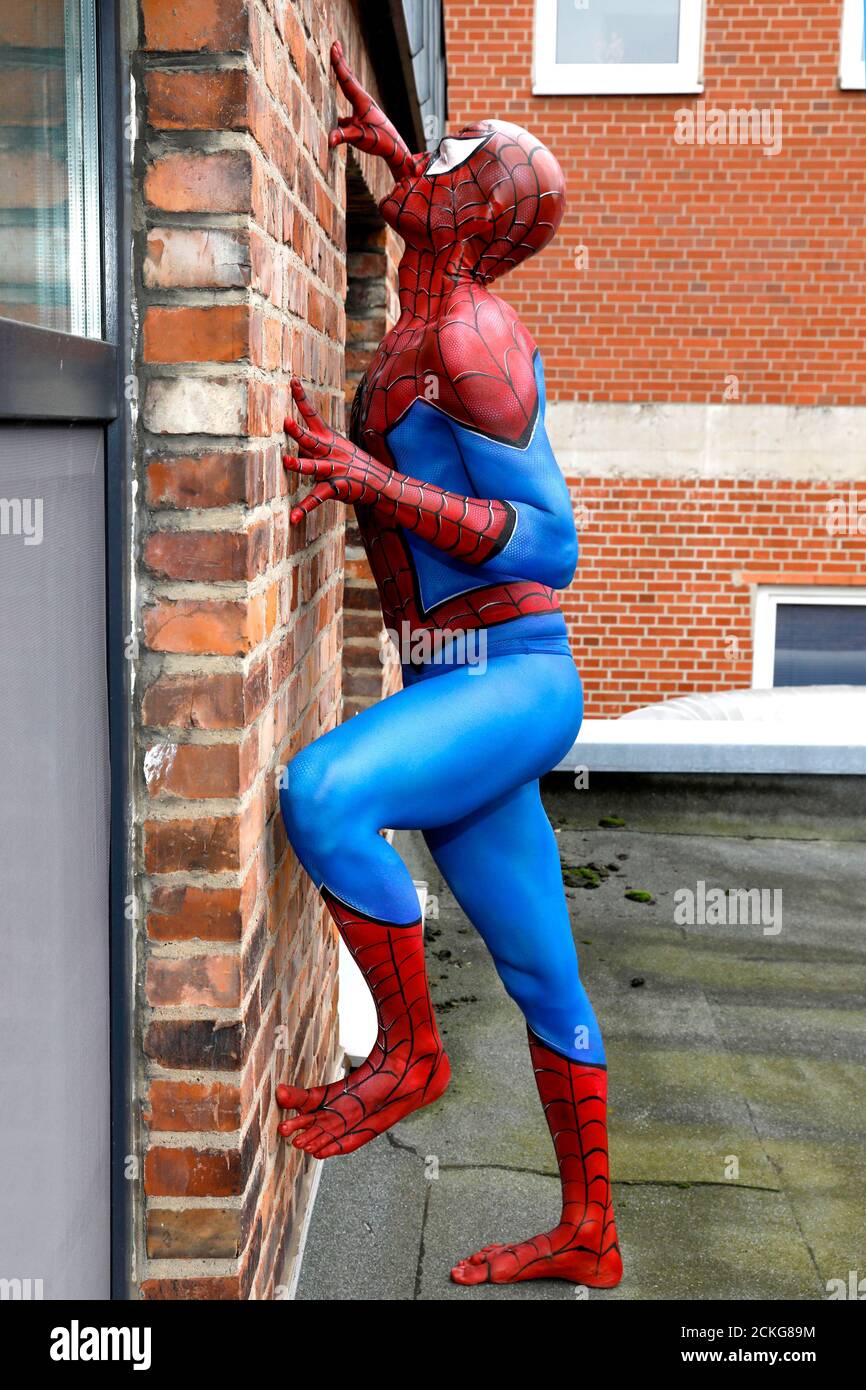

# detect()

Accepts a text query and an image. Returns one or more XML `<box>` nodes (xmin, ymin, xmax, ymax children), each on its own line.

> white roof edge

<box><xmin>556</xmin><ymin>720</ymin><xmax>866</xmax><ymax>775</ymax></box>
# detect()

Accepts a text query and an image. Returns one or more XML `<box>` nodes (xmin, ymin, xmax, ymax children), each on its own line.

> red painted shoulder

<box><xmin>421</xmin><ymin>288</ymin><xmax>540</xmax><ymax>446</ymax></box>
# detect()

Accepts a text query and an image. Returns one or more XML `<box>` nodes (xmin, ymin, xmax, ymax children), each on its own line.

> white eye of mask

<box><xmin>425</xmin><ymin>133</ymin><xmax>490</xmax><ymax>176</ymax></box>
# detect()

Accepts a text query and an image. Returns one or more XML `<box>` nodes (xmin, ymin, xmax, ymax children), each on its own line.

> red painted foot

<box><xmin>451</xmin><ymin>1032</ymin><xmax>622</xmax><ymax>1286</ymax></box>
<box><xmin>277</xmin><ymin>895</ymin><xmax>449</xmax><ymax>1158</ymax></box>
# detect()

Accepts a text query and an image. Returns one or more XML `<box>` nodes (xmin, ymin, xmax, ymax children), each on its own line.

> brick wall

<box><xmin>444</xmin><ymin>0</ymin><xmax>866</xmax><ymax>716</ymax></box>
<box><xmin>565</xmin><ymin>477</ymin><xmax>866</xmax><ymax>716</ymax></box>
<box><xmin>444</xmin><ymin>0</ymin><xmax>866</xmax><ymax>406</ymax></box>
<box><xmin>132</xmin><ymin>0</ymin><xmax>398</xmax><ymax>1300</ymax></box>
<box><xmin>342</xmin><ymin>161</ymin><xmax>403</xmax><ymax>717</ymax></box>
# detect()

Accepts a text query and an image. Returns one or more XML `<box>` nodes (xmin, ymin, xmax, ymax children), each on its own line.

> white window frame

<box><xmin>752</xmin><ymin>585</ymin><xmax>866</xmax><ymax>689</ymax></box>
<box><xmin>839</xmin><ymin>0</ymin><xmax>866</xmax><ymax>90</ymax></box>
<box><xmin>533</xmin><ymin>0</ymin><xmax>705</xmax><ymax>95</ymax></box>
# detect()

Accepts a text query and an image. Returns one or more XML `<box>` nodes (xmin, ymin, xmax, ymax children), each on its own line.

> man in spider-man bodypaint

<box><xmin>276</xmin><ymin>41</ymin><xmax>622</xmax><ymax>1289</ymax></box>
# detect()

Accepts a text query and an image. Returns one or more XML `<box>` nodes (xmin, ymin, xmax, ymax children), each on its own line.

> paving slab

<box><xmin>295</xmin><ymin>1134</ymin><xmax>424</xmax><ymax>1301</ymax></box>
<box><xmin>295</xmin><ymin>783</ymin><xmax>866</xmax><ymax>1301</ymax></box>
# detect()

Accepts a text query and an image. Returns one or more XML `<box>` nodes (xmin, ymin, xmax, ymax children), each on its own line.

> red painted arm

<box><xmin>327</xmin><ymin>42</ymin><xmax>426</xmax><ymax>183</ymax></box>
<box><xmin>283</xmin><ymin>379</ymin><xmax>515</xmax><ymax>564</ymax></box>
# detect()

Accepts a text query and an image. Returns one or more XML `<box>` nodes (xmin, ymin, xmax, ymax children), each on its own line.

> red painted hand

<box><xmin>283</xmin><ymin>377</ymin><xmax>392</xmax><ymax>523</ymax></box>
<box><xmin>283</xmin><ymin>377</ymin><xmax>514</xmax><ymax>561</ymax></box>
<box><xmin>328</xmin><ymin>41</ymin><xmax>423</xmax><ymax>181</ymax></box>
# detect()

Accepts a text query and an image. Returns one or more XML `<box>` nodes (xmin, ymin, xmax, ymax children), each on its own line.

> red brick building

<box><xmin>2</xmin><ymin>0</ymin><xmax>863</xmax><ymax>1305</ymax></box>
<box><xmin>445</xmin><ymin>0</ymin><xmax>866</xmax><ymax>715</ymax></box>
<box><xmin>131</xmin><ymin>0</ymin><xmax>446</xmax><ymax>1301</ymax></box>
<box><xmin>0</xmin><ymin>0</ymin><xmax>441</xmax><ymax>1302</ymax></box>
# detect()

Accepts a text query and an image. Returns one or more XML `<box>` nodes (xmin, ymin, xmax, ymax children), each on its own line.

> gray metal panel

<box><xmin>0</xmin><ymin>425</ymin><xmax>111</xmax><ymax>1299</ymax></box>
<box><xmin>402</xmin><ymin>0</ymin><xmax>447</xmax><ymax>146</ymax></box>
<box><xmin>0</xmin><ymin>320</ymin><xmax>117</xmax><ymax>422</ymax></box>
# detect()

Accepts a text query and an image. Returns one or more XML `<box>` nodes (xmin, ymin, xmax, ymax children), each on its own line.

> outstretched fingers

<box><xmin>289</xmin><ymin>376</ymin><xmax>327</xmax><ymax>428</ymax></box>
<box><xmin>277</xmin><ymin>1113</ymin><xmax>316</xmax><ymax>1138</ymax></box>
<box><xmin>289</xmin><ymin>479</ymin><xmax>351</xmax><ymax>524</ymax></box>
<box><xmin>329</xmin><ymin>116</ymin><xmax>365</xmax><ymax>152</ymax></box>
<box><xmin>329</xmin><ymin>41</ymin><xmax>371</xmax><ymax>119</ymax></box>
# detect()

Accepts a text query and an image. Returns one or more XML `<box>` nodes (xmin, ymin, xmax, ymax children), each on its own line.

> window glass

<box><xmin>839</xmin><ymin>0</ymin><xmax>866</xmax><ymax>88</ymax></box>
<box><xmin>773</xmin><ymin>603</ymin><xmax>866</xmax><ymax>687</ymax></box>
<box><xmin>556</xmin><ymin>0</ymin><xmax>681</xmax><ymax>66</ymax></box>
<box><xmin>0</xmin><ymin>1</ymin><xmax>101</xmax><ymax>337</ymax></box>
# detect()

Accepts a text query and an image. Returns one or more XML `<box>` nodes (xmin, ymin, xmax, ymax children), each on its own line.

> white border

<box><xmin>533</xmin><ymin>0</ymin><xmax>705</xmax><ymax>95</ymax></box>
<box><xmin>839</xmin><ymin>0</ymin><xmax>866</xmax><ymax>89</ymax></box>
<box><xmin>752</xmin><ymin>585</ymin><xmax>866</xmax><ymax>690</ymax></box>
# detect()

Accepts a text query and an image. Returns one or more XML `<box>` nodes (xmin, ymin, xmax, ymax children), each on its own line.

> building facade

<box><xmin>444</xmin><ymin>0</ymin><xmax>866</xmax><ymax>715</ymax></box>
<box><xmin>132</xmin><ymin>0</ymin><xmax>444</xmax><ymax>1301</ymax></box>
<box><xmin>0</xmin><ymin>0</ymin><xmax>441</xmax><ymax>1302</ymax></box>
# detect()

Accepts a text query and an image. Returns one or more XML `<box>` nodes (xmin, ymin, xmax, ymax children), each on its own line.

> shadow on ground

<box><xmin>296</xmin><ymin>775</ymin><xmax>866</xmax><ymax>1301</ymax></box>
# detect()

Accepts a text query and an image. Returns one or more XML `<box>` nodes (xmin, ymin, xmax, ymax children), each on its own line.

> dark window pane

<box><xmin>556</xmin><ymin>0</ymin><xmax>681</xmax><ymax>66</ymax></box>
<box><xmin>774</xmin><ymin>603</ymin><xmax>866</xmax><ymax>686</ymax></box>
<box><xmin>0</xmin><ymin>0</ymin><xmax>101</xmax><ymax>337</ymax></box>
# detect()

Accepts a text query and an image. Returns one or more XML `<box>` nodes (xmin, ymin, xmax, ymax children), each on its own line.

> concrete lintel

<box><xmin>547</xmin><ymin>401</ymin><xmax>866</xmax><ymax>481</ymax></box>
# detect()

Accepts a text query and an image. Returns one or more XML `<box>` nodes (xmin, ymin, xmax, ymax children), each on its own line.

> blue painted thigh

<box><xmin>279</xmin><ymin>653</ymin><xmax>581</xmax><ymax>925</ymax></box>
<box><xmin>424</xmin><ymin>781</ymin><xmax>605</xmax><ymax>1065</ymax></box>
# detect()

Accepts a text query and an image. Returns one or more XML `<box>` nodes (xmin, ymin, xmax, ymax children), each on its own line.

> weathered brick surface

<box><xmin>140</xmin><ymin>1275</ymin><xmax>241</xmax><ymax>1300</ymax></box>
<box><xmin>141</xmin><ymin>0</ymin><xmax>249</xmax><ymax>54</ymax></box>
<box><xmin>131</xmin><ymin>0</ymin><xmax>400</xmax><ymax>1303</ymax></box>
<box><xmin>144</xmin><ymin>1080</ymin><xmax>241</xmax><ymax>1132</ymax></box>
<box><xmin>342</xmin><ymin>205</ymin><xmax>402</xmax><ymax>713</ymax></box>
<box><xmin>144</xmin><ymin>149</ymin><xmax>253</xmax><ymax>214</ymax></box>
<box><xmin>146</xmin><ymin>1207</ymin><xmax>240</xmax><ymax>1259</ymax></box>
<box><xmin>144</xmin><ymin>228</ymin><xmax>251</xmax><ymax>291</ymax></box>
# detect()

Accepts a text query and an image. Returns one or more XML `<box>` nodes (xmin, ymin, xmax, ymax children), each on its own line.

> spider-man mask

<box><xmin>379</xmin><ymin>120</ymin><xmax>566</xmax><ymax>283</ymax></box>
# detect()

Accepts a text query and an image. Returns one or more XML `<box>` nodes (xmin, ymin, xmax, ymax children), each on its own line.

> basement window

<box><xmin>752</xmin><ymin>587</ymin><xmax>866</xmax><ymax>689</ymax></box>
<box><xmin>839</xmin><ymin>0</ymin><xmax>866</xmax><ymax>89</ymax></box>
<box><xmin>533</xmin><ymin>0</ymin><xmax>705</xmax><ymax>95</ymax></box>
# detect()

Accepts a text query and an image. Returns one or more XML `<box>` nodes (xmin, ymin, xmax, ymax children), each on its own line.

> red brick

<box><xmin>147</xmin><ymin>885</ymin><xmax>244</xmax><ymax>942</ymax></box>
<box><xmin>144</xmin><ymin>1080</ymin><xmax>241</xmax><ymax>1132</ymax></box>
<box><xmin>144</xmin><ymin>150</ymin><xmax>251</xmax><ymax>213</ymax></box>
<box><xmin>144</xmin><ymin>526</ymin><xmax>268</xmax><ymax>581</ymax></box>
<box><xmin>144</xmin><ymin>741</ymin><xmax>241</xmax><ymax>799</ymax></box>
<box><xmin>144</xmin><ymin>815</ymin><xmax>241</xmax><ymax>874</ymax></box>
<box><xmin>142</xmin><ymin>672</ymin><xmax>245</xmax><ymax>731</ymax></box>
<box><xmin>146</xmin><ymin>68</ymin><xmax>249</xmax><ymax>130</ymax></box>
<box><xmin>141</xmin><ymin>0</ymin><xmax>248</xmax><ymax>52</ymax></box>
<box><xmin>141</xmin><ymin>1276</ymin><xmax>240</xmax><ymax>1300</ymax></box>
<box><xmin>144</xmin><ymin>304</ymin><xmax>250</xmax><ymax>364</ymax></box>
<box><xmin>145</xmin><ymin>1146</ymin><xmax>241</xmax><ymax>1197</ymax></box>
<box><xmin>146</xmin><ymin>954</ymin><xmax>241</xmax><ymax>1009</ymax></box>
<box><xmin>143</xmin><ymin>597</ymin><xmax>265</xmax><ymax>655</ymax></box>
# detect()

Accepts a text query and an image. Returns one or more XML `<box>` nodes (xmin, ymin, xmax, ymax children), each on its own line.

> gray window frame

<box><xmin>0</xmin><ymin>0</ymin><xmax>131</xmax><ymax>1298</ymax></box>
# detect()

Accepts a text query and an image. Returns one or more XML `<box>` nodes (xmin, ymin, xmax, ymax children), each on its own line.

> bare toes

<box><xmin>277</xmin><ymin>1113</ymin><xmax>316</xmax><ymax>1138</ymax></box>
<box><xmin>451</xmin><ymin>1259</ymin><xmax>489</xmax><ymax>1286</ymax></box>
<box><xmin>276</xmin><ymin>1083</ymin><xmax>308</xmax><ymax>1111</ymax></box>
